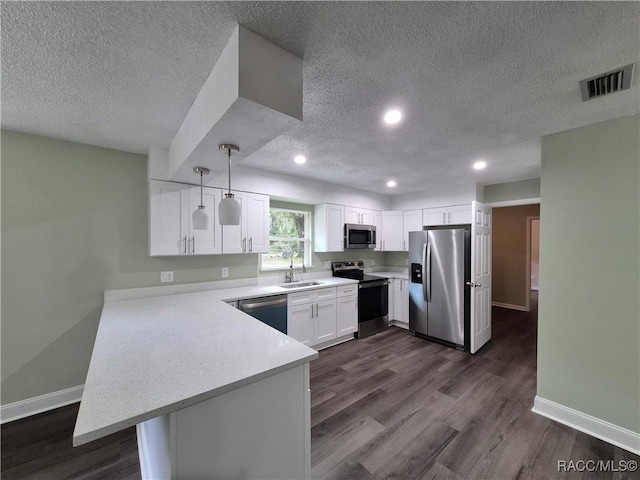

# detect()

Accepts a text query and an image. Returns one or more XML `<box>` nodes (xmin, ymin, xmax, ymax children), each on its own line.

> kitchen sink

<box><xmin>278</xmin><ymin>281</ymin><xmax>323</xmax><ymax>289</ymax></box>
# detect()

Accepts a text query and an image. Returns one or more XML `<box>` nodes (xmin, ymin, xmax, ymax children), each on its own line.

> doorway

<box><xmin>491</xmin><ymin>204</ymin><xmax>540</xmax><ymax>312</ymax></box>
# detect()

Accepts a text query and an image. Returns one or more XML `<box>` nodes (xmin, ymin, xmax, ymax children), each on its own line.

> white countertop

<box><xmin>73</xmin><ymin>277</ymin><xmax>356</xmax><ymax>446</ymax></box>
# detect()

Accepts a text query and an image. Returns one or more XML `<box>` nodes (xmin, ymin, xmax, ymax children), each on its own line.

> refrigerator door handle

<box><xmin>422</xmin><ymin>242</ymin><xmax>432</xmax><ymax>302</ymax></box>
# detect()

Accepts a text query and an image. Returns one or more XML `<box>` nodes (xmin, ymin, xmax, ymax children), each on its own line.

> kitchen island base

<box><xmin>136</xmin><ymin>363</ymin><xmax>311</xmax><ymax>480</ymax></box>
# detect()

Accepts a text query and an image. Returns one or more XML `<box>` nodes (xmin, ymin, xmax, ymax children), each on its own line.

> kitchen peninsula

<box><xmin>72</xmin><ymin>280</ymin><xmax>356</xmax><ymax>479</ymax></box>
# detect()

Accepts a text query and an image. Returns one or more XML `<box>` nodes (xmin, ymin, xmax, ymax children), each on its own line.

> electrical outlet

<box><xmin>405</xmin><ymin>258</ymin><xmax>409</xmax><ymax>266</ymax></box>
<box><xmin>160</xmin><ymin>271</ymin><xmax>174</xmax><ymax>283</ymax></box>
<box><xmin>324</xmin><ymin>261</ymin><xmax>331</xmax><ymax>269</ymax></box>
<box><xmin>221</xmin><ymin>267</ymin><xmax>229</xmax><ymax>278</ymax></box>
<box><xmin>372</xmin><ymin>259</ymin><xmax>376</xmax><ymax>266</ymax></box>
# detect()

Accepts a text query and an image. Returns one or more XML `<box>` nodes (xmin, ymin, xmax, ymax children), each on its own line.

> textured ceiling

<box><xmin>2</xmin><ymin>2</ymin><xmax>639</xmax><ymax>195</ymax></box>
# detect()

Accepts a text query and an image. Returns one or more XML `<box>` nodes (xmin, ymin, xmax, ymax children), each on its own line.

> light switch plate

<box><xmin>221</xmin><ymin>267</ymin><xmax>229</xmax><ymax>278</ymax></box>
<box><xmin>160</xmin><ymin>271</ymin><xmax>174</xmax><ymax>283</ymax></box>
<box><xmin>324</xmin><ymin>261</ymin><xmax>331</xmax><ymax>269</ymax></box>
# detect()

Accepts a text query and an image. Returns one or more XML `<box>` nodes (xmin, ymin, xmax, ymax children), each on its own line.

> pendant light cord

<box><xmin>227</xmin><ymin>149</ymin><xmax>232</xmax><ymax>195</ymax></box>
<box><xmin>200</xmin><ymin>170</ymin><xmax>204</xmax><ymax>207</ymax></box>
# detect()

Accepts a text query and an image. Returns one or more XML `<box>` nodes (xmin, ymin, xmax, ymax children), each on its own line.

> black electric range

<box><xmin>332</xmin><ymin>261</ymin><xmax>389</xmax><ymax>338</ymax></box>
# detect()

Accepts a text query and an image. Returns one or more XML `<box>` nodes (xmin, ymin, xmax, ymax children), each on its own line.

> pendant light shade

<box><xmin>219</xmin><ymin>193</ymin><xmax>242</xmax><ymax>225</ymax></box>
<box><xmin>192</xmin><ymin>167</ymin><xmax>210</xmax><ymax>230</ymax></box>
<box><xmin>218</xmin><ymin>144</ymin><xmax>241</xmax><ymax>226</ymax></box>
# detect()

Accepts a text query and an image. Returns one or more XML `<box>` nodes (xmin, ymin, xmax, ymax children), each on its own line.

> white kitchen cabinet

<box><xmin>390</xmin><ymin>278</ymin><xmax>409</xmax><ymax>326</ymax></box>
<box><xmin>336</xmin><ymin>284</ymin><xmax>358</xmax><ymax>336</ymax></box>
<box><xmin>374</xmin><ymin>210</ymin><xmax>383</xmax><ymax>251</ymax></box>
<box><xmin>403</xmin><ymin>209</ymin><xmax>423</xmax><ymax>252</ymax></box>
<box><xmin>149</xmin><ymin>180</ymin><xmax>222</xmax><ymax>256</ymax></box>
<box><xmin>287</xmin><ymin>287</ymin><xmax>356</xmax><ymax>348</ymax></box>
<box><xmin>221</xmin><ymin>192</ymin><xmax>270</xmax><ymax>254</ymax></box>
<box><xmin>314</xmin><ymin>299</ymin><xmax>337</xmax><ymax>344</ymax></box>
<box><xmin>314</xmin><ymin>204</ymin><xmax>344</xmax><ymax>252</ymax></box>
<box><xmin>287</xmin><ymin>303</ymin><xmax>313</xmax><ymax>345</ymax></box>
<box><xmin>345</xmin><ymin>206</ymin><xmax>375</xmax><ymax>225</ymax></box>
<box><xmin>380</xmin><ymin>211</ymin><xmax>404</xmax><ymax>251</ymax></box>
<box><xmin>423</xmin><ymin>204</ymin><xmax>471</xmax><ymax>226</ymax></box>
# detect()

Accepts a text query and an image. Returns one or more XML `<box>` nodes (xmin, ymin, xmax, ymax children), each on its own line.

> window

<box><xmin>261</xmin><ymin>208</ymin><xmax>311</xmax><ymax>269</ymax></box>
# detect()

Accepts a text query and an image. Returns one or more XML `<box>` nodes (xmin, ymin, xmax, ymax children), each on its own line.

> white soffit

<box><xmin>167</xmin><ymin>25</ymin><xmax>302</xmax><ymax>183</ymax></box>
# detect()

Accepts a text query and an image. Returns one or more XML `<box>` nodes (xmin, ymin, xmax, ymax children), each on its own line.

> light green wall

<box><xmin>538</xmin><ymin>115</ymin><xmax>639</xmax><ymax>433</ymax></box>
<box><xmin>0</xmin><ymin>131</ymin><xmax>386</xmax><ymax>404</ymax></box>
<box><xmin>484</xmin><ymin>178</ymin><xmax>541</xmax><ymax>203</ymax></box>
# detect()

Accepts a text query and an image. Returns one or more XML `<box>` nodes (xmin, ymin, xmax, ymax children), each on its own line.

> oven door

<box><xmin>358</xmin><ymin>280</ymin><xmax>389</xmax><ymax>323</ymax></box>
<box><xmin>345</xmin><ymin>224</ymin><xmax>376</xmax><ymax>249</ymax></box>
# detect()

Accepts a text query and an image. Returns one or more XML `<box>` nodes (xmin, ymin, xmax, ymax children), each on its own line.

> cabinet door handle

<box><xmin>443</xmin><ymin>212</ymin><xmax>446</xmax><ymax>224</ymax></box>
<box><xmin>191</xmin><ymin>236</ymin><xmax>195</xmax><ymax>254</ymax></box>
<box><xmin>315</xmin><ymin>303</ymin><xmax>319</xmax><ymax>317</ymax></box>
<box><xmin>249</xmin><ymin>237</ymin><xmax>253</xmax><ymax>253</ymax></box>
<box><xmin>183</xmin><ymin>236</ymin><xmax>187</xmax><ymax>254</ymax></box>
<box><xmin>242</xmin><ymin>237</ymin><xmax>247</xmax><ymax>253</ymax></box>
<box><xmin>310</xmin><ymin>304</ymin><xmax>314</xmax><ymax>318</ymax></box>
<box><xmin>404</xmin><ymin>240</ymin><xmax>406</xmax><ymax>251</ymax></box>
<box><xmin>448</xmin><ymin>212</ymin><xmax>451</xmax><ymax>224</ymax></box>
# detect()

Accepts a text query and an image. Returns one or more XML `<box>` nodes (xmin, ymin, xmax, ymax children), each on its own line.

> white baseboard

<box><xmin>532</xmin><ymin>396</ymin><xmax>640</xmax><ymax>455</ymax></box>
<box><xmin>492</xmin><ymin>301</ymin><xmax>527</xmax><ymax>311</ymax></box>
<box><xmin>1</xmin><ymin>385</ymin><xmax>84</xmax><ymax>424</ymax></box>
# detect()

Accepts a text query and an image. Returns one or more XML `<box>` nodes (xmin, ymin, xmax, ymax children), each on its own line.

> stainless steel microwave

<box><xmin>344</xmin><ymin>224</ymin><xmax>376</xmax><ymax>249</ymax></box>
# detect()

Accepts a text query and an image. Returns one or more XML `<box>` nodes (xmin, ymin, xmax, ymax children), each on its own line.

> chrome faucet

<box><xmin>285</xmin><ymin>251</ymin><xmax>296</xmax><ymax>283</ymax></box>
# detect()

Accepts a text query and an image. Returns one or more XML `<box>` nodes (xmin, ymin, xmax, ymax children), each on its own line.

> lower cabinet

<box><xmin>336</xmin><ymin>285</ymin><xmax>358</xmax><ymax>336</ymax></box>
<box><xmin>287</xmin><ymin>303</ymin><xmax>314</xmax><ymax>346</ymax></box>
<box><xmin>287</xmin><ymin>285</ymin><xmax>357</xmax><ymax>348</ymax></box>
<box><xmin>390</xmin><ymin>278</ymin><xmax>409</xmax><ymax>326</ymax></box>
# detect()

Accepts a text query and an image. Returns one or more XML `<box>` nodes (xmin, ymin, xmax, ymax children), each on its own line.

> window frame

<box><xmin>260</xmin><ymin>207</ymin><xmax>313</xmax><ymax>271</ymax></box>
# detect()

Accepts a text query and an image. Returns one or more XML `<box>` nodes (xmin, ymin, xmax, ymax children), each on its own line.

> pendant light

<box><xmin>218</xmin><ymin>143</ymin><xmax>241</xmax><ymax>225</ymax></box>
<box><xmin>192</xmin><ymin>167</ymin><xmax>211</xmax><ymax>230</ymax></box>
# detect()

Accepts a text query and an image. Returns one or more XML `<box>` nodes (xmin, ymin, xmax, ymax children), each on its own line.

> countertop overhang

<box><xmin>73</xmin><ymin>277</ymin><xmax>357</xmax><ymax>446</ymax></box>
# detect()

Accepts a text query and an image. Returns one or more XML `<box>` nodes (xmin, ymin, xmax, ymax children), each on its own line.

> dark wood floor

<box><xmin>3</xmin><ymin>295</ymin><xmax>639</xmax><ymax>479</ymax></box>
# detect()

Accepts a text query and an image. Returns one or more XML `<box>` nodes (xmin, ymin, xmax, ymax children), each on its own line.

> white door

<box><xmin>149</xmin><ymin>180</ymin><xmax>189</xmax><ymax>256</ymax></box>
<box><xmin>344</xmin><ymin>207</ymin><xmax>360</xmax><ymax>224</ymax></box>
<box><xmin>403</xmin><ymin>209</ymin><xmax>423</xmax><ymax>251</ymax></box>
<box><xmin>313</xmin><ymin>299</ymin><xmax>337</xmax><ymax>344</ymax></box>
<box><xmin>470</xmin><ymin>201</ymin><xmax>492</xmax><ymax>354</ymax></box>
<box><xmin>393</xmin><ymin>279</ymin><xmax>403</xmax><ymax>321</ymax></box>
<box><xmin>360</xmin><ymin>209</ymin><xmax>375</xmax><ymax>225</ymax></box>
<box><xmin>246</xmin><ymin>193</ymin><xmax>270</xmax><ymax>253</ymax></box>
<box><xmin>287</xmin><ymin>303</ymin><xmax>313</xmax><ymax>345</ymax></box>
<box><xmin>222</xmin><ymin>192</ymin><xmax>247</xmax><ymax>254</ymax></box>
<box><xmin>374</xmin><ymin>210</ymin><xmax>383</xmax><ymax>251</ymax></box>
<box><xmin>381</xmin><ymin>211</ymin><xmax>403</xmax><ymax>251</ymax></box>
<box><xmin>422</xmin><ymin>207</ymin><xmax>447</xmax><ymax>227</ymax></box>
<box><xmin>336</xmin><ymin>295</ymin><xmax>357</xmax><ymax>336</ymax></box>
<box><xmin>401</xmin><ymin>280</ymin><xmax>410</xmax><ymax>323</ymax></box>
<box><xmin>189</xmin><ymin>187</ymin><xmax>222</xmax><ymax>255</ymax></box>
<box><xmin>449</xmin><ymin>204</ymin><xmax>472</xmax><ymax>225</ymax></box>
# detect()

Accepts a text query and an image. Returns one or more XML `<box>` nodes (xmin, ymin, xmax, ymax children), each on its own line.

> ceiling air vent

<box><xmin>579</xmin><ymin>64</ymin><xmax>635</xmax><ymax>101</ymax></box>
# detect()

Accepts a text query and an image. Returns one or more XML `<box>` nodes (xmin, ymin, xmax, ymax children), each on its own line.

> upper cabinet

<box><xmin>149</xmin><ymin>180</ymin><xmax>222</xmax><ymax>256</ymax></box>
<box><xmin>374</xmin><ymin>210</ymin><xmax>383</xmax><ymax>251</ymax></box>
<box><xmin>380</xmin><ymin>211</ymin><xmax>404</xmax><ymax>251</ymax></box>
<box><xmin>403</xmin><ymin>209</ymin><xmax>423</xmax><ymax>252</ymax></box>
<box><xmin>423</xmin><ymin>204</ymin><xmax>471</xmax><ymax>226</ymax></box>
<box><xmin>344</xmin><ymin>206</ymin><xmax>375</xmax><ymax>225</ymax></box>
<box><xmin>222</xmin><ymin>192</ymin><xmax>270</xmax><ymax>254</ymax></box>
<box><xmin>314</xmin><ymin>204</ymin><xmax>344</xmax><ymax>252</ymax></box>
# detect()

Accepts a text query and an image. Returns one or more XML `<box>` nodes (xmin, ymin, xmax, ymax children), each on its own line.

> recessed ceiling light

<box><xmin>294</xmin><ymin>155</ymin><xmax>306</xmax><ymax>165</ymax></box>
<box><xmin>383</xmin><ymin>110</ymin><xmax>402</xmax><ymax>125</ymax></box>
<box><xmin>473</xmin><ymin>161</ymin><xmax>487</xmax><ymax>170</ymax></box>
<box><xmin>387</xmin><ymin>180</ymin><xmax>397</xmax><ymax>187</ymax></box>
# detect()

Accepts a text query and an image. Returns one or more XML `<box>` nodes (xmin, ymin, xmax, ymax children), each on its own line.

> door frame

<box><xmin>486</xmin><ymin>197</ymin><xmax>540</xmax><ymax>314</ymax></box>
<box><xmin>525</xmin><ymin>216</ymin><xmax>540</xmax><ymax>312</ymax></box>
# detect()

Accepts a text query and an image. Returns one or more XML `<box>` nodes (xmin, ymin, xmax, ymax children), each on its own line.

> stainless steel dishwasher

<box><xmin>238</xmin><ymin>295</ymin><xmax>288</xmax><ymax>334</ymax></box>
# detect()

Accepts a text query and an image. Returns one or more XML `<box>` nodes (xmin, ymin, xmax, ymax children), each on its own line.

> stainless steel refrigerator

<box><xmin>408</xmin><ymin>227</ymin><xmax>470</xmax><ymax>350</ymax></box>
